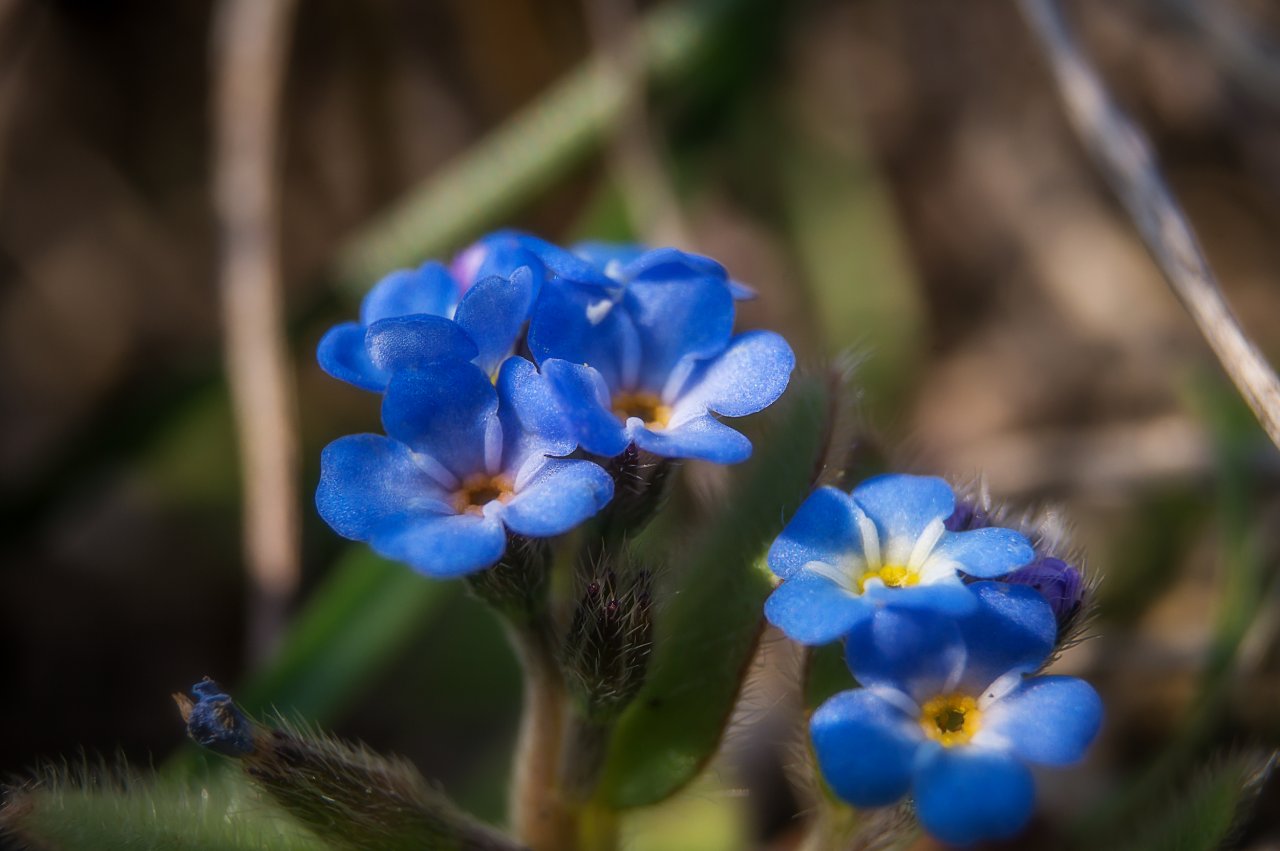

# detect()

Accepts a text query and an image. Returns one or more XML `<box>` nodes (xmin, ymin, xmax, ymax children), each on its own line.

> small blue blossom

<box><xmin>316</xmin><ymin>358</ymin><xmax>614</xmax><ymax>577</ymax></box>
<box><xmin>527</xmin><ymin>259</ymin><xmax>794</xmax><ymax>463</ymax></box>
<box><xmin>1004</xmin><ymin>556</ymin><xmax>1085</xmax><ymax>627</ymax></box>
<box><xmin>810</xmin><ymin>583</ymin><xmax>1102</xmax><ymax>845</ymax></box>
<box><xmin>569</xmin><ymin>241</ymin><xmax>757</xmax><ymax>300</ymax></box>
<box><xmin>317</xmin><ymin>260</ymin><xmax>538</xmax><ymax>391</ymax></box>
<box><xmin>764</xmin><ymin>475</ymin><xmax>1035</xmax><ymax>645</ymax></box>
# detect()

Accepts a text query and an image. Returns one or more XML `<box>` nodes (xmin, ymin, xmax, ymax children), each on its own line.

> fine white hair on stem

<box><xmin>212</xmin><ymin>0</ymin><xmax>300</xmax><ymax>663</ymax></box>
<box><xmin>1019</xmin><ymin>0</ymin><xmax>1280</xmax><ymax>452</ymax></box>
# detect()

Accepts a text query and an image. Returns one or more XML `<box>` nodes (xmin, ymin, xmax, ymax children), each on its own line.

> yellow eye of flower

<box><xmin>453</xmin><ymin>474</ymin><xmax>514</xmax><ymax>515</ymax></box>
<box><xmin>857</xmin><ymin>565</ymin><xmax>920</xmax><ymax>594</ymax></box>
<box><xmin>611</xmin><ymin>391</ymin><xmax>672</xmax><ymax>429</ymax></box>
<box><xmin>919</xmin><ymin>694</ymin><xmax>982</xmax><ymax>747</ymax></box>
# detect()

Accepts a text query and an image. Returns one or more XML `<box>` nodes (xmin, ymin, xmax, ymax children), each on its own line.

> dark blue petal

<box><xmin>541</xmin><ymin>359</ymin><xmax>629</xmax><ymax>458</ymax></box>
<box><xmin>571</xmin><ymin>241</ymin><xmax>648</xmax><ymax>277</ymax></box>
<box><xmin>381</xmin><ymin>363</ymin><xmax>497</xmax><ymax>482</ymax></box>
<box><xmin>527</xmin><ymin>280</ymin><xmax>632</xmax><ymax>388</ymax></box>
<box><xmin>845</xmin><ymin>607</ymin><xmax>966</xmax><ymax>705</ymax></box>
<box><xmin>496</xmin><ymin>356</ymin><xmax>576</xmax><ymax>471</ymax></box>
<box><xmin>620</xmin><ymin>246</ymin><xmax>728</xmax><ymax>285</ymax></box>
<box><xmin>956</xmin><ymin>582</ymin><xmax>1057</xmax><ymax>692</ymax></box>
<box><xmin>315</xmin><ymin>434</ymin><xmax>451</xmax><ymax>540</ymax></box>
<box><xmin>365</xmin><ymin>315</ymin><xmax>478</xmax><ymax>374</ymax></box>
<box><xmin>1004</xmin><ymin>557</ymin><xmax>1086</xmax><ymax>625</ymax></box>
<box><xmin>863</xmin><ymin>577</ymin><xmax>978</xmax><ymax>617</ymax></box>
<box><xmin>370</xmin><ymin>512</ymin><xmax>508</xmax><ymax>578</ymax></box>
<box><xmin>454</xmin><ymin>268</ymin><xmax>537</xmax><ymax>375</ymax></box>
<box><xmin>624</xmin><ymin>275</ymin><xmax>734</xmax><ymax>391</ymax></box>
<box><xmin>810</xmin><ymin>689</ymin><xmax>919</xmax><ymax>807</ymax></box>
<box><xmin>670</xmin><ymin>330</ymin><xmax>795</xmax><ymax>419</ymax></box>
<box><xmin>317</xmin><ymin>322</ymin><xmax>388</xmax><ymax>392</ymax></box>
<box><xmin>767</xmin><ymin>486</ymin><xmax>861</xmax><ymax>580</ymax></box>
<box><xmin>519</xmin><ymin>234</ymin><xmax>616</xmax><ymax>287</ymax></box>
<box><xmin>499</xmin><ymin>458</ymin><xmax>614</xmax><ymax>537</ymax></box>
<box><xmin>471</xmin><ymin>239</ymin><xmax>547</xmax><ymax>297</ymax></box>
<box><xmin>629</xmin><ymin>414</ymin><xmax>752</xmax><ymax>463</ymax></box>
<box><xmin>764</xmin><ymin>573</ymin><xmax>872</xmax><ymax>645</ymax></box>
<box><xmin>912</xmin><ymin>748</ymin><xmax>1035</xmax><ymax>845</ymax></box>
<box><xmin>930</xmin><ymin>527</ymin><xmax>1035</xmax><ymax>579</ymax></box>
<box><xmin>360</xmin><ymin>262</ymin><xmax>460</xmax><ymax>325</ymax></box>
<box><xmin>980</xmin><ymin>676</ymin><xmax>1102</xmax><ymax>766</ymax></box>
<box><xmin>852</xmin><ymin>474</ymin><xmax>955</xmax><ymax>546</ymax></box>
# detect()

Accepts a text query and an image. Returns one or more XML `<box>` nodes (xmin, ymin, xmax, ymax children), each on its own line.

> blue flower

<box><xmin>316</xmin><ymin>358</ymin><xmax>614</xmax><ymax>577</ymax></box>
<box><xmin>527</xmin><ymin>264</ymin><xmax>794</xmax><ymax>463</ymax></box>
<box><xmin>1004</xmin><ymin>556</ymin><xmax>1085</xmax><ymax>628</ymax></box>
<box><xmin>764</xmin><ymin>475</ymin><xmax>1035</xmax><ymax>645</ymax></box>
<box><xmin>317</xmin><ymin>260</ymin><xmax>538</xmax><ymax>391</ymax></box>
<box><xmin>569</xmin><ymin>241</ymin><xmax>757</xmax><ymax>300</ymax></box>
<box><xmin>811</xmin><ymin>583</ymin><xmax>1102</xmax><ymax>845</ymax></box>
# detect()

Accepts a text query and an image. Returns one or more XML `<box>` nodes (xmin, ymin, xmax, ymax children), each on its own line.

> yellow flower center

<box><xmin>611</xmin><ymin>391</ymin><xmax>672</xmax><ymax>429</ymax></box>
<box><xmin>919</xmin><ymin>694</ymin><xmax>982</xmax><ymax>747</ymax></box>
<box><xmin>453</xmin><ymin>474</ymin><xmax>514</xmax><ymax>516</ymax></box>
<box><xmin>856</xmin><ymin>565</ymin><xmax>920</xmax><ymax>594</ymax></box>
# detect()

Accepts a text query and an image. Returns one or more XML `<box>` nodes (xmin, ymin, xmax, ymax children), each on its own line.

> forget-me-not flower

<box><xmin>765</xmin><ymin>475</ymin><xmax>1035</xmax><ymax>645</ymax></box>
<box><xmin>317</xmin><ymin>260</ymin><xmax>538</xmax><ymax>391</ymax></box>
<box><xmin>316</xmin><ymin>358</ymin><xmax>614</xmax><ymax>577</ymax></box>
<box><xmin>527</xmin><ymin>264</ymin><xmax>794</xmax><ymax>463</ymax></box>
<box><xmin>811</xmin><ymin>582</ymin><xmax>1102</xmax><ymax>845</ymax></box>
<box><xmin>570</xmin><ymin>241</ymin><xmax>757</xmax><ymax>300</ymax></box>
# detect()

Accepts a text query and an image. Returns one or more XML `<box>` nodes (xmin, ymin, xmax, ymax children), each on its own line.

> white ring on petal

<box><xmin>909</xmin><ymin>518</ymin><xmax>946</xmax><ymax>571</ymax></box>
<box><xmin>410</xmin><ymin>451</ymin><xmax>459</xmax><ymax>489</ymax></box>
<box><xmin>856</xmin><ymin>508</ymin><xmax>882</xmax><ymax>571</ymax></box>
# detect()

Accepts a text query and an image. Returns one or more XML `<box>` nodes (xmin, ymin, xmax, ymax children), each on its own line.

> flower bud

<box><xmin>464</xmin><ymin>534</ymin><xmax>553</xmax><ymax>625</ymax></box>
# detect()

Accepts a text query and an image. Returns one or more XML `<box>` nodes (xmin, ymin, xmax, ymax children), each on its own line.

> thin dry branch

<box><xmin>212</xmin><ymin>0</ymin><xmax>300</xmax><ymax>662</ymax></box>
<box><xmin>1020</xmin><ymin>0</ymin><xmax>1280</xmax><ymax>451</ymax></box>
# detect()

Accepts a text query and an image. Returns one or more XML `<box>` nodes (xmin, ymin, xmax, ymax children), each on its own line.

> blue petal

<box><xmin>864</xmin><ymin>576</ymin><xmax>979</xmax><ymax>616</ymax></box>
<box><xmin>541</xmin><ymin>359</ymin><xmax>630</xmax><ymax>458</ymax></box>
<box><xmin>629</xmin><ymin>415</ymin><xmax>753</xmax><ymax>464</ymax></box>
<box><xmin>520</xmin><ymin>234</ymin><xmax>616</xmax><ymax>287</ymax></box>
<box><xmin>956</xmin><ymin>582</ymin><xmax>1057</xmax><ymax>692</ymax></box>
<box><xmin>454</xmin><ymin>267</ymin><xmax>537</xmax><ymax>375</ymax></box>
<box><xmin>767</xmin><ymin>486</ymin><xmax>861</xmax><ymax>580</ymax></box>
<box><xmin>912</xmin><ymin>748</ymin><xmax>1035</xmax><ymax>845</ymax></box>
<box><xmin>980</xmin><ymin>676</ymin><xmax>1102</xmax><ymax>766</ymax></box>
<box><xmin>360</xmin><ymin>262</ymin><xmax>460</xmax><ymax>325</ymax></box>
<box><xmin>764</xmin><ymin>573</ymin><xmax>873</xmax><ymax>645</ymax></box>
<box><xmin>727</xmin><ymin>278</ymin><xmax>756</xmax><ymax>300</ymax></box>
<box><xmin>810</xmin><ymin>689</ymin><xmax>919</xmax><ymax>807</ymax></box>
<box><xmin>852</xmin><ymin>474</ymin><xmax>955</xmax><ymax>547</ymax></box>
<box><xmin>496</xmin><ymin>356</ymin><xmax>576</xmax><ymax>471</ymax></box>
<box><xmin>931</xmin><ymin>526</ymin><xmax>1035</xmax><ymax>579</ymax></box>
<box><xmin>527</xmin><ymin>280</ymin><xmax>633</xmax><ymax>388</ymax></box>
<box><xmin>315</xmin><ymin>434</ymin><xmax>451</xmax><ymax>541</ymax></box>
<box><xmin>670</xmin><ymin>330</ymin><xmax>795</xmax><ymax>419</ymax></box>
<box><xmin>381</xmin><ymin>363</ymin><xmax>497</xmax><ymax>482</ymax></box>
<box><xmin>845</xmin><ymin>607</ymin><xmax>966</xmax><ymax>705</ymax></box>
<box><xmin>571</xmin><ymin>241</ymin><xmax>647</xmax><ymax>277</ymax></box>
<box><xmin>624</xmin><ymin>275</ymin><xmax>734</xmax><ymax>391</ymax></box>
<box><xmin>371</xmin><ymin>512</ymin><xmax>508</xmax><ymax>578</ymax></box>
<box><xmin>499</xmin><ymin>458</ymin><xmax>614</xmax><ymax>537</ymax></box>
<box><xmin>620</xmin><ymin>247</ymin><xmax>728</xmax><ymax>285</ymax></box>
<box><xmin>365</xmin><ymin>316</ymin><xmax>478</xmax><ymax>374</ymax></box>
<box><xmin>317</xmin><ymin>322</ymin><xmax>388</xmax><ymax>392</ymax></box>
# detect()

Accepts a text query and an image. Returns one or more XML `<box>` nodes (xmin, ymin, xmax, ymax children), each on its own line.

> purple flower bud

<box><xmin>1003</xmin><ymin>557</ymin><xmax>1084</xmax><ymax>625</ymax></box>
<box><xmin>944</xmin><ymin>500</ymin><xmax>990</xmax><ymax>532</ymax></box>
<box><xmin>176</xmin><ymin>677</ymin><xmax>254</xmax><ymax>756</ymax></box>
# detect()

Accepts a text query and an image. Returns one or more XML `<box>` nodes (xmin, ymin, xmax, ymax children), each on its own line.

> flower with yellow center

<box><xmin>919</xmin><ymin>694</ymin><xmax>982</xmax><ymax>747</ymax></box>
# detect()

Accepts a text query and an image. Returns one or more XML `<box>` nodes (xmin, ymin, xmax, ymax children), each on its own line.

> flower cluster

<box><xmin>766</xmin><ymin>474</ymin><xmax>1101</xmax><ymax>844</ymax></box>
<box><xmin>315</xmin><ymin>232</ymin><xmax>795</xmax><ymax>578</ymax></box>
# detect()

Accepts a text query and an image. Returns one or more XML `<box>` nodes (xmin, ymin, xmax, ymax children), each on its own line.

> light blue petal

<box><xmin>624</xmin><ymin>276</ymin><xmax>734</xmax><ymax>391</ymax></box>
<box><xmin>541</xmin><ymin>359</ymin><xmax>630</xmax><ymax>458</ymax></box>
<box><xmin>852</xmin><ymin>474</ymin><xmax>955</xmax><ymax>546</ymax></box>
<box><xmin>499</xmin><ymin>458</ymin><xmax>614</xmax><ymax>537</ymax></box>
<box><xmin>810</xmin><ymin>689</ymin><xmax>919</xmax><ymax>807</ymax></box>
<box><xmin>629</xmin><ymin>414</ymin><xmax>753</xmax><ymax>464</ymax></box>
<box><xmin>957</xmin><ymin>582</ymin><xmax>1057</xmax><ymax>692</ymax></box>
<box><xmin>912</xmin><ymin>748</ymin><xmax>1035</xmax><ymax>845</ymax></box>
<box><xmin>496</xmin><ymin>356</ymin><xmax>576</xmax><ymax>471</ymax></box>
<box><xmin>982</xmin><ymin>676</ymin><xmax>1102</xmax><ymax>766</ymax></box>
<box><xmin>471</xmin><ymin>240</ymin><xmax>547</xmax><ymax>298</ymax></box>
<box><xmin>315</xmin><ymin>434</ymin><xmax>450</xmax><ymax>540</ymax></box>
<box><xmin>845</xmin><ymin>607</ymin><xmax>966</xmax><ymax>705</ymax></box>
<box><xmin>371</xmin><ymin>512</ymin><xmax>507</xmax><ymax>578</ymax></box>
<box><xmin>864</xmin><ymin>576</ymin><xmax>978</xmax><ymax>616</ymax></box>
<box><xmin>931</xmin><ymin>526</ymin><xmax>1035</xmax><ymax>579</ymax></box>
<box><xmin>764</xmin><ymin>573</ymin><xmax>872</xmax><ymax>645</ymax></box>
<box><xmin>670</xmin><ymin>330</ymin><xmax>795</xmax><ymax>419</ymax></box>
<box><xmin>360</xmin><ymin>262</ymin><xmax>460</xmax><ymax>325</ymax></box>
<box><xmin>365</xmin><ymin>316</ymin><xmax>478</xmax><ymax>374</ymax></box>
<box><xmin>571</xmin><ymin>241</ymin><xmax>647</xmax><ymax>277</ymax></box>
<box><xmin>527</xmin><ymin>280</ymin><xmax>631</xmax><ymax>388</ymax></box>
<box><xmin>767</xmin><ymin>487</ymin><xmax>861</xmax><ymax>580</ymax></box>
<box><xmin>381</xmin><ymin>363</ymin><xmax>496</xmax><ymax>481</ymax></box>
<box><xmin>454</xmin><ymin>267</ymin><xmax>537</xmax><ymax>375</ymax></box>
<box><xmin>317</xmin><ymin>322</ymin><xmax>388</xmax><ymax>392</ymax></box>
<box><xmin>727</xmin><ymin>278</ymin><xmax>756</xmax><ymax>300</ymax></box>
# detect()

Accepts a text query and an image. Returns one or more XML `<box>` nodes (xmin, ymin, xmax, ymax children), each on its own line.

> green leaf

<box><xmin>1092</xmin><ymin>751</ymin><xmax>1276</xmax><ymax>851</ymax></box>
<box><xmin>0</xmin><ymin>767</ymin><xmax>332</xmax><ymax>851</ymax></box>
<box><xmin>593</xmin><ymin>374</ymin><xmax>829</xmax><ymax>809</ymax></box>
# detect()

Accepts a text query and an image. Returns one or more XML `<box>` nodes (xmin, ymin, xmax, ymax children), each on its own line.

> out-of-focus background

<box><xmin>2</xmin><ymin>0</ymin><xmax>1280</xmax><ymax>847</ymax></box>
